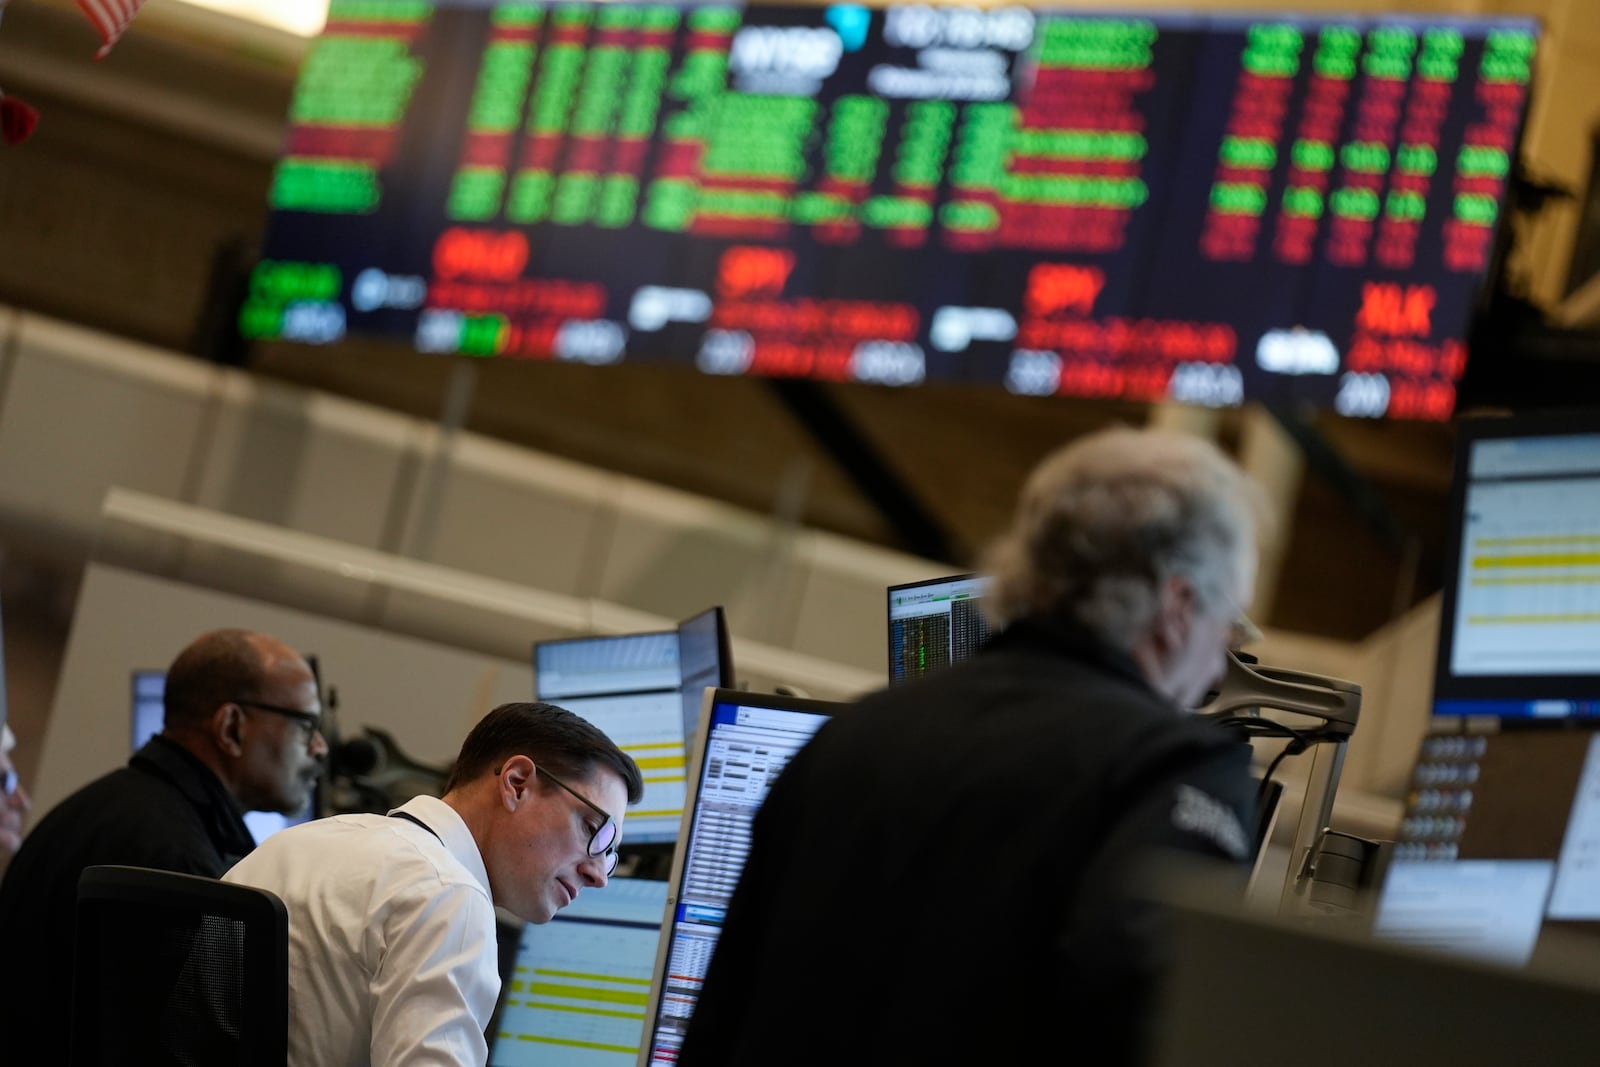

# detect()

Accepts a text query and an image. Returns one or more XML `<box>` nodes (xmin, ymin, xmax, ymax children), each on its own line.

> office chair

<box><xmin>70</xmin><ymin>865</ymin><xmax>289</xmax><ymax>1067</ymax></box>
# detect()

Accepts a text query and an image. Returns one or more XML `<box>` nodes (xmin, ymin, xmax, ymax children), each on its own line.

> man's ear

<box><xmin>498</xmin><ymin>754</ymin><xmax>536</xmax><ymax>812</ymax></box>
<box><xmin>212</xmin><ymin>703</ymin><xmax>246</xmax><ymax>758</ymax></box>
<box><xmin>1150</xmin><ymin>574</ymin><xmax>1197</xmax><ymax>659</ymax></box>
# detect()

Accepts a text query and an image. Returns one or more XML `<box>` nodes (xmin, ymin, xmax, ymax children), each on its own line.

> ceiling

<box><xmin>1</xmin><ymin>0</ymin><xmax>1581</xmax><ymax>643</ymax></box>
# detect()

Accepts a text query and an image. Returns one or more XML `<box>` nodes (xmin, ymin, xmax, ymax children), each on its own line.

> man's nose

<box><xmin>579</xmin><ymin>854</ymin><xmax>609</xmax><ymax>888</ymax></box>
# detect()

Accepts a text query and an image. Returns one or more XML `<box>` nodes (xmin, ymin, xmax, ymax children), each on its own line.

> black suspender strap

<box><xmin>389</xmin><ymin>810</ymin><xmax>442</xmax><ymax>842</ymax></box>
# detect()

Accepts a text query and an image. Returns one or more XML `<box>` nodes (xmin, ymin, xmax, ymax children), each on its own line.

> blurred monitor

<box><xmin>1432</xmin><ymin>411</ymin><xmax>1600</xmax><ymax>721</ymax></box>
<box><xmin>1373</xmin><ymin>725</ymin><xmax>1600</xmax><ymax>967</ymax></box>
<box><xmin>638</xmin><ymin>687</ymin><xmax>841</xmax><ymax>1065</ymax></box>
<box><xmin>1155</xmin><ymin>885</ymin><xmax>1600</xmax><ymax>1067</ymax></box>
<box><xmin>887</xmin><ymin>574</ymin><xmax>990</xmax><ymax>684</ymax></box>
<box><xmin>488</xmin><ymin>878</ymin><xmax>668</xmax><ymax>1066</ymax></box>
<box><xmin>130</xmin><ymin>670</ymin><xmax>317</xmax><ymax>844</ymax></box>
<box><xmin>534</xmin><ymin>609</ymin><xmax>734</xmax><ymax>845</ymax></box>
<box><xmin>130</xmin><ymin>670</ymin><xmax>165</xmax><ymax>752</ymax></box>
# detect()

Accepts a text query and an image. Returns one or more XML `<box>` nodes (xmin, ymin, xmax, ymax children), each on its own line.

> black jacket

<box><xmin>0</xmin><ymin>735</ymin><xmax>255</xmax><ymax>1043</ymax></box>
<box><xmin>678</xmin><ymin>616</ymin><xmax>1255</xmax><ymax>1066</ymax></box>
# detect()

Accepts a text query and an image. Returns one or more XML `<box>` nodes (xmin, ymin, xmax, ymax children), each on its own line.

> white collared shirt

<box><xmin>224</xmin><ymin>795</ymin><xmax>501</xmax><ymax>1067</ymax></box>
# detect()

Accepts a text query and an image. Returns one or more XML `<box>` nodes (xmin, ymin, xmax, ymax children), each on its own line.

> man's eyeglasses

<box><xmin>534</xmin><ymin>765</ymin><xmax>620</xmax><ymax>876</ymax></box>
<box><xmin>234</xmin><ymin>700</ymin><xmax>323</xmax><ymax>746</ymax></box>
<box><xmin>1229</xmin><ymin>613</ymin><xmax>1264</xmax><ymax>649</ymax></box>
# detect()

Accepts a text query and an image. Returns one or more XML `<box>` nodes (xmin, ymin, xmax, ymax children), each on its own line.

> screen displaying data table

<box><xmin>535</xmin><ymin>630</ymin><xmax>689</xmax><ymax>844</ymax></box>
<box><xmin>887</xmin><ymin>573</ymin><xmax>989</xmax><ymax>683</ymax></box>
<box><xmin>489</xmin><ymin>878</ymin><xmax>668</xmax><ymax>1065</ymax></box>
<box><xmin>1431</xmin><ymin>415</ymin><xmax>1600</xmax><ymax>723</ymax></box>
<box><xmin>248</xmin><ymin>2</ymin><xmax>1537</xmax><ymax>419</ymax></box>
<box><xmin>639</xmin><ymin>690</ymin><xmax>837</xmax><ymax>1064</ymax></box>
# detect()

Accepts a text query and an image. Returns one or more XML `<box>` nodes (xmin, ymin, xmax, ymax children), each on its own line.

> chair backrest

<box><xmin>71</xmin><ymin>865</ymin><xmax>288</xmax><ymax>1067</ymax></box>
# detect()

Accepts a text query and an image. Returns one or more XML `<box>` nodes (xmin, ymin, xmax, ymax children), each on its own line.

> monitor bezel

<box><xmin>636</xmin><ymin>686</ymin><xmax>842</xmax><ymax>1067</ymax></box>
<box><xmin>1431</xmin><ymin>408</ymin><xmax>1600</xmax><ymax>716</ymax></box>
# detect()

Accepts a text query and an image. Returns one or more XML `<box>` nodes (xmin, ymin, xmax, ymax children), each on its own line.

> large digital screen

<box><xmin>1431</xmin><ymin>413</ymin><xmax>1600</xmax><ymax>721</ymax></box>
<box><xmin>245</xmin><ymin>3</ymin><xmax>1536</xmax><ymax>420</ymax></box>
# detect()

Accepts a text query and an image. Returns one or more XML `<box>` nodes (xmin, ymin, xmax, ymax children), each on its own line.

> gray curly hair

<box><xmin>982</xmin><ymin>426</ymin><xmax>1267</xmax><ymax>651</ymax></box>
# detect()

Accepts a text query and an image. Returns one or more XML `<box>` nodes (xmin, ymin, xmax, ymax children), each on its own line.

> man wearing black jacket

<box><xmin>680</xmin><ymin>426</ymin><xmax>1264</xmax><ymax>1065</ymax></box>
<box><xmin>0</xmin><ymin>628</ymin><xmax>326</xmax><ymax>1042</ymax></box>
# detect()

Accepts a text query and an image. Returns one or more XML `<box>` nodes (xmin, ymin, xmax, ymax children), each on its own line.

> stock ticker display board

<box><xmin>244</xmin><ymin>1</ymin><xmax>1538</xmax><ymax>420</ymax></box>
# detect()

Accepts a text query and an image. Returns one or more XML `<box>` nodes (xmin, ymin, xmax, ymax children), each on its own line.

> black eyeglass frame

<box><xmin>513</xmin><ymin>762</ymin><xmax>621</xmax><ymax>876</ymax></box>
<box><xmin>232</xmin><ymin>699</ymin><xmax>324</xmax><ymax>745</ymax></box>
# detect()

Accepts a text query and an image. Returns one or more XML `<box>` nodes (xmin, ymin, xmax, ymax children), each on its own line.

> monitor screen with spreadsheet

<box><xmin>1373</xmin><ymin>725</ymin><xmax>1600</xmax><ymax>967</ymax></box>
<box><xmin>534</xmin><ymin>609</ymin><xmax>733</xmax><ymax>844</ymax></box>
<box><xmin>637</xmin><ymin>688</ymin><xmax>841</xmax><ymax>1065</ymax></box>
<box><xmin>887</xmin><ymin>573</ymin><xmax>990</xmax><ymax>684</ymax></box>
<box><xmin>1430</xmin><ymin>411</ymin><xmax>1600</xmax><ymax>721</ymax></box>
<box><xmin>488</xmin><ymin>878</ymin><xmax>668</xmax><ymax>1066</ymax></box>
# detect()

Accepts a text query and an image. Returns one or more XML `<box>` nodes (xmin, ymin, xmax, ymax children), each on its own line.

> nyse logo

<box><xmin>729</xmin><ymin>26</ymin><xmax>843</xmax><ymax>79</ymax></box>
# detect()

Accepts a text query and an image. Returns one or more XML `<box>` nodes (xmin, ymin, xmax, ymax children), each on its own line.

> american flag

<box><xmin>76</xmin><ymin>0</ymin><xmax>149</xmax><ymax>58</ymax></box>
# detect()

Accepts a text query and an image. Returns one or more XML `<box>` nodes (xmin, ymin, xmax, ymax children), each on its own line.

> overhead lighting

<box><xmin>170</xmin><ymin>0</ymin><xmax>329</xmax><ymax>38</ymax></box>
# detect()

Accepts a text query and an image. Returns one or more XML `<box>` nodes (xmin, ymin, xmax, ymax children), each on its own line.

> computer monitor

<box><xmin>675</xmin><ymin>606</ymin><xmax>735</xmax><ymax>746</ymax></box>
<box><xmin>1155</xmin><ymin>883</ymin><xmax>1600</xmax><ymax>1067</ymax></box>
<box><xmin>887</xmin><ymin>573</ymin><xmax>990</xmax><ymax>684</ymax></box>
<box><xmin>131</xmin><ymin>669</ymin><xmax>165</xmax><ymax>752</ymax></box>
<box><xmin>1432</xmin><ymin>411</ymin><xmax>1600</xmax><ymax>721</ymax></box>
<box><xmin>534</xmin><ymin>609</ymin><xmax>734</xmax><ymax>846</ymax></box>
<box><xmin>535</xmin><ymin>630</ymin><xmax>682</xmax><ymax>845</ymax></box>
<box><xmin>129</xmin><ymin>670</ymin><xmax>317</xmax><ymax>845</ymax></box>
<box><xmin>637</xmin><ymin>687</ymin><xmax>841</xmax><ymax>1065</ymax></box>
<box><xmin>1373</xmin><ymin>724</ymin><xmax>1600</xmax><ymax>966</ymax></box>
<box><xmin>487</xmin><ymin>877</ymin><xmax>668</xmax><ymax>1066</ymax></box>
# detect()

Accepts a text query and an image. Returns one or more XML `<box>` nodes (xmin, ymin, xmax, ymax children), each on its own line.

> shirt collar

<box><xmin>390</xmin><ymin>794</ymin><xmax>493</xmax><ymax>901</ymax></box>
<box><xmin>131</xmin><ymin>734</ymin><xmax>257</xmax><ymax>860</ymax></box>
<box><xmin>989</xmin><ymin>613</ymin><xmax>1159</xmax><ymax>696</ymax></box>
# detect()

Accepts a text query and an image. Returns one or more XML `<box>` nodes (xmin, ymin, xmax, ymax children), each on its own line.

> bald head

<box><xmin>162</xmin><ymin>629</ymin><xmax>326</xmax><ymax>814</ymax></box>
<box><xmin>165</xmin><ymin>630</ymin><xmax>305</xmax><ymax>731</ymax></box>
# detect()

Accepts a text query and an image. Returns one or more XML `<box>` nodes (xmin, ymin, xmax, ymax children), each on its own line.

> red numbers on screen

<box><xmin>433</xmin><ymin>229</ymin><xmax>529</xmax><ymax>281</ymax></box>
<box><xmin>1356</xmin><ymin>282</ymin><xmax>1435</xmax><ymax>337</ymax></box>
<box><xmin>717</xmin><ymin>247</ymin><xmax>795</xmax><ymax>300</ymax></box>
<box><xmin>1024</xmin><ymin>264</ymin><xmax>1106</xmax><ymax>317</ymax></box>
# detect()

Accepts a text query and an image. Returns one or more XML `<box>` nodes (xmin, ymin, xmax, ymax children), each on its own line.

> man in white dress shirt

<box><xmin>225</xmin><ymin>701</ymin><xmax>644</xmax><ymax>1067</ymax></box>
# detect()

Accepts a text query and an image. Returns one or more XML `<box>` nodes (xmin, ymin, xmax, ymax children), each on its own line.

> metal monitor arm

<box><xmin>1196</xmin><ymin>650</ymin><xmax>1361</xmax><ymax>743</ymax></box>
<box><xmin>1196</xmin><ymin>651</ymin><xmax>1365</xmax><ymax>915</ymax></box>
